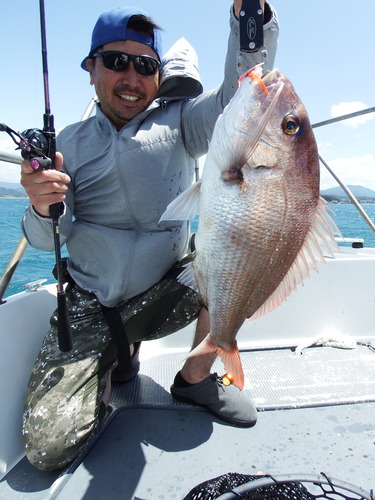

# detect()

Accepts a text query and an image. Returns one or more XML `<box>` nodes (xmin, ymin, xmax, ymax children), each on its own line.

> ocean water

<box><xmin>1</xmin><ymin>197</ymin><xmax>374</xmax><ymax>299</ymax></box>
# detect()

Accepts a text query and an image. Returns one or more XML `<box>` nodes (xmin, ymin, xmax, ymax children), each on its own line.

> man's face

<box><xmin>86</xmin><ymin>40</ymin><xmax>160</xmax><ymax>130</ymax></box>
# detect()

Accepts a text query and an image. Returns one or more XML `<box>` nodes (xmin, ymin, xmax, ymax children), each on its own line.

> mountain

<box><xmin>320</xmin><ymin>185</ymin><xmax>375</xmax><ymax>199</ymax></box>
<box><xmin>0</xmin><ymin>187</ymin><xmax>25</xmax><ymax>197</ymax></box>
<box><xmin>1</xmin><ymin>181</ymin><xmax>374</xmax><ymax>200</ymax></box>
<box><xmin>0</xmin><ymin>182</ymin><xmax>27</xmax><ymax>198</ymax></box>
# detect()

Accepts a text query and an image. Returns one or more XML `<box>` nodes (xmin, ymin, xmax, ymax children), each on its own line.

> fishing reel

<box><xmin>0</xmin><ymin>123</ymin><xmax>53</xmax><ymax>171</ymax></box>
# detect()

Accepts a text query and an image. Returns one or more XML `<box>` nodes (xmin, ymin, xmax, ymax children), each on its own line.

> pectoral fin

<box><xmin>159</xmin><ymin>181</ymin><xmax>201</xmax><ymax>222</ymax></box>
<box><xmin>223</xmin><ymin>81</ymin><xmax>284</xmax><ymax>182</ymax></box>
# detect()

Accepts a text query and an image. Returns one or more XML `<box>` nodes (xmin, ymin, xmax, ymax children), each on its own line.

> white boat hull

<box><xmin>0</xmin><ymin>246</ymin><xmax>374</xmax><ymax>481</ymax></box>
<box><xmin>0</xmin><ymin>285</ymin><xmax>56</xmax><ymax>479</ymax></box>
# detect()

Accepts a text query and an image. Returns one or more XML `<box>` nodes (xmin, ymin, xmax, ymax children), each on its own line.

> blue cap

<box><xmin>81</xmin><ymin>7</ymin><xmax>162</xmax><ymax>71</ymax></box>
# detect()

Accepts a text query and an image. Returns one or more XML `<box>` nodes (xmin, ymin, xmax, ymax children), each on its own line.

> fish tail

<box><xmin>216</xmin><ymin>346</ymin><xmax>245</xmax><ymax>391</ymax></box>
<box><xmin>188</xmin><ymin>335</ymin><xmax>245</xmax><ymax>390</ymax></box>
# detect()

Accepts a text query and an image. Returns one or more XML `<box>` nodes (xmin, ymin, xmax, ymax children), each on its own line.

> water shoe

<box><xmin>171</xmin><ymin>372</ymin><xmax>257</xmax><ymax>427</ymax></box>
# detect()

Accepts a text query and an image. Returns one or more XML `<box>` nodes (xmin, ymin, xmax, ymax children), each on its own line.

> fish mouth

<box><xmin>261</xmin><ymin>69</ymin><xmax>287</xmax><ymax>97</ymax></box>
<box><xmin>262</xmin><ymin>69</ymin><xmax>283</xmax><ymax>85</ymax></box>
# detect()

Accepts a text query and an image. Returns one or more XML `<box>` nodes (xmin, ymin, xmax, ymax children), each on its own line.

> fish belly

<box><xmin>195</xmin><ymin>165</ymin><xmax>317</xmax><ymax>351</ymax></box>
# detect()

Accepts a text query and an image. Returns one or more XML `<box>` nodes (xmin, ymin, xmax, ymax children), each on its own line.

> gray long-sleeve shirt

<box><xmin>22</xmin><ymin>7</ymin><xmax>279</xmax><ymax>307</ymax></box>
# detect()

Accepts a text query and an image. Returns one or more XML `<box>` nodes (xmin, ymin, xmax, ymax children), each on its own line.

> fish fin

<box><xmin>188</xmin><ymin>335</ymin><xmax>245</xmax><ymax>390</ymax></box>
<box><xmin>251</xmin><ymin>198</ymin><xmax>340</xmax><ymax>321</ymax></box>
<box><xmin>216</xmin><ymin>346</ymin><xmax>245</xmax><ymax>391</ymax></box>
<box><xmin>230</xmin><ymin>80</ymin><xmax>284</xmax><ymax>171</ymax></box>
<box><xmin>159</xmin><ymin>181</ymin><xmax>201</xmax><ymax>221</ymax></box>
<box><xmin>177</xmin><ymin>262</ymin><xmax>199</xmax><ymax>292</ymax></box>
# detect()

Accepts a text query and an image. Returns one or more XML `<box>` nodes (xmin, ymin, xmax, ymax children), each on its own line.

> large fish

<box><xmin>161</xmin><ymin>66</ymin><xmax>339</xmax><ymax>390</ymax></box>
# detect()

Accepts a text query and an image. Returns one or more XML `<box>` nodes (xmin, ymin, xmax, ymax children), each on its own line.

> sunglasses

<box><xmin>91</xmin><ymin>51</ymin><xmax>160</xmax><ymax>76</ymax></box>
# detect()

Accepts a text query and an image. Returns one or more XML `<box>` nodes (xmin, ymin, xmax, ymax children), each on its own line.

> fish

<box><xmin>160</xmin><ymin>65</ymin><xmax>339</xmax><ymax>390</ymax></box>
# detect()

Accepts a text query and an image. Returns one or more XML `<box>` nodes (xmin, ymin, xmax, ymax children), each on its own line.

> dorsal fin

<box><xmin>250</xmin><ymin>198</ymin><xmax>340</xmax><ymax>320</ymax></box>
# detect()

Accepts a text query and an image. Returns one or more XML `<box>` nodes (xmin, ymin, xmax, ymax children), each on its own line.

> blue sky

<box><xmin>0</xmin><ymin>0</ymin><xmax>374</xmax><ymax>190</ymax></box>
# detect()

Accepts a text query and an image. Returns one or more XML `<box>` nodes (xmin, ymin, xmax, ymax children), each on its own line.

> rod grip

<box><xmin>49</xmin><ymin>202</ymin><xmax>64</xmax><ymax>221</ymax></box>
<box><xmin>57</xmin><ymin>291</ymin><xmax>73</xmax><ymax>352</ymax></box>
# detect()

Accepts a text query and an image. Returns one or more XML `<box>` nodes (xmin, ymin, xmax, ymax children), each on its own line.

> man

<box><xmin>21</xmin><ymin>2</ymin><xmax>278</xmax><ymax>471</ymax></box>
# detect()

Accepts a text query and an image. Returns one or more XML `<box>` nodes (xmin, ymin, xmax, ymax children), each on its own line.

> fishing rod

<box><xmin>0</xmin><ymin>0</ymin><xmax>73</xmax><ymax>351</ymax></box>
<box><xmin>38</xmin><ymin>0</ymin><xmax>73</xmax><ymax>351</ymax></box>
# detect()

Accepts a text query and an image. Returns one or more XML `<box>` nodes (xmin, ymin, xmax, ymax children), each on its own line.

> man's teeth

<box><xmin>119</xmin><ymin>94</ymin><xmax>139</xmax><ymax>101</ymax></box>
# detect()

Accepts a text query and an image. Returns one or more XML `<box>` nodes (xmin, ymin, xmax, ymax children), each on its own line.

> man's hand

<box><xmin>21</xmin><ymin>152</ymin><xmax>70</xmax><ymax>217</ymax></box>
<box><xmin>233</xmin><ymin>0</ymin><xmax>265</xmax><ymax>19</ymax></box>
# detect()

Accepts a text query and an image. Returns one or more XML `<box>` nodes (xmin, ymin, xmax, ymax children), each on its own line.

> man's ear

<box><xmin>86</xmin><ymin>58</ymin><xmax>95</xmax><ymax>85</ymax></box>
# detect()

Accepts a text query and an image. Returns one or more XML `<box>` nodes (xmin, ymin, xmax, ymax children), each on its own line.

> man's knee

<box><xmin>24</xmin><ymin>435</ymin><xmax>75</xmax><ymax>472</ymax></box>
<box><xmin>23</xmin><ymin>411</ymin><xmax>81</xmax><ymax>471</ymax></box>
<box><xmin>22</xmin><ymin>397</ymin><xmax>100</xmax><ymax>471</ymax></box>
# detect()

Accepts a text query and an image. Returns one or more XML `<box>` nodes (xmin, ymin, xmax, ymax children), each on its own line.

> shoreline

<box><xmin>0</xmin><ymin>196</ymin><xmax>28</xmax><ymax>199</ymax></box>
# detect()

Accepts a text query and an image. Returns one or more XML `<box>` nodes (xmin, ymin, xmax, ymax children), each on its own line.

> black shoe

<box><xmin>111</xmin><ymin>342</ymin><xmax>141</xmax><ymax>383</ymax></box>
<box><xmin>171</xmin><ymin>372</ymin><xmax>257</xmax><ymax>427</ymax></box>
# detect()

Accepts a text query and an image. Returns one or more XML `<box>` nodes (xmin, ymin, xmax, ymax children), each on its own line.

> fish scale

<box><xmin>161</xmin><ymin>66</ymin><xmax>339</xmax><ymax>389</ymax></box>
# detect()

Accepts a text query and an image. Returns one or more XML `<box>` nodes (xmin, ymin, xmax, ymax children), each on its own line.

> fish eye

<box><xmin>282</xmin><ymin>114</ymin><xmax>300</xmax><ymax>135</ymax></box>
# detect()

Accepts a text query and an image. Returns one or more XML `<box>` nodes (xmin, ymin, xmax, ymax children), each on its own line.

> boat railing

<box><xmin>0</xmin><ymin>151</ymin><xmax>22</xmax><ymax>166</ymax></box>
<box><xmin>312</xmin><ymin>108</ymin><xmax>375</xmax><ymax>235</ymax></box>
<box><xmin>0</xmin><ymin>153</ymin><xmax>26</xmax><ymax>304</ymax></box>
<box><xmin>0</xmin><ymin>105</ymin><xmax>374</xmax><ymax>303</ymax></box>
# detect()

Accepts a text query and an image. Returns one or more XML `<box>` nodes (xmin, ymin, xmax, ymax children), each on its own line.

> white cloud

<box><xmin>320</xmin><ymin>153</ymin><xmax>375</xmax><ymax>191</ymax></box>
<box><xmin>331</xmin><ymin>101</ymin><xmax>374</xmax><ymax>128</ymax></box>
<box><xmin>317</xmin><ymin>140</ymin><xmax>333</xmax><ymax>150</ymax></box>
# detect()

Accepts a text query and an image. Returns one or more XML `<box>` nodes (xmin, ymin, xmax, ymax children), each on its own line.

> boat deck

<box><xmin>1</xmin><ymin>343</ymin><xmax>374</xmax><ymax>499</ymax></box>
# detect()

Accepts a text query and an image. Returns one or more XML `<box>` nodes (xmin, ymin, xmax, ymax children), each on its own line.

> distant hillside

<box><xmin>0</xmin><ymin>182</ymin><xmax>26</xmax><ymax>198</ymax></box>
<box><xmin>0</xmin><ymin>188</ymin><xmax>25</xmax><ymax>198</ymax></box>
<box><xmin>320</xmin><ymin>185</ymin><xmax>375</xmax><ymax>199</ymax></box>
<box><xmin>1</xmin><ymin>181</ymin><xmax>374</xmax><ymax>201</ymax></box>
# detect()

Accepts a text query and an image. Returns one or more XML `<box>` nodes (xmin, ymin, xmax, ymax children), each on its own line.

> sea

<box><xmin>1</xmin><ymin>197</ymin><xmax>374</xmax><ymax>299</ymax></box>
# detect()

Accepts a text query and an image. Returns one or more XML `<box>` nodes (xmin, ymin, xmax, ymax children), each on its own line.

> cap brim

<box><xmin>81</xmin><ymin>56</ymin><xmax>90</xmax><ymax>71</ymax></box>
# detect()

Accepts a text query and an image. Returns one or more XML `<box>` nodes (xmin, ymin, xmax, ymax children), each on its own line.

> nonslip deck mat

<box><xmin>2</xmin><ymin>345</ymin><xmax>374</xmax><ymax>499</ymax></box>
<box><xmin>110</xmin><ymin>344</ymin><xmax>375</xmax><ymax>411</ymax></box>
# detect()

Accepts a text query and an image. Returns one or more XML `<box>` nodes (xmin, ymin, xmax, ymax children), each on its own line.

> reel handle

<box><xmin>30</xmin><ymin>156</ymin><xmax>53</xmax><ymax>171</ymax></box>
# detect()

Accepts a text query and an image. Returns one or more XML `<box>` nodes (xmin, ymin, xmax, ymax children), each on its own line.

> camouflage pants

<box><xmin>22</xmin><ymin>274</ymin><xmax>202</xmax><ymax>471</ymax></box>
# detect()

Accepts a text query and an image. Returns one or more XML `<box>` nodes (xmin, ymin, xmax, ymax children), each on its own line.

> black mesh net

<box><xmin>183</xmin><ymin>473</ymin><xmax>373</xmax><ymax>500</ymax></box>
<box><xmin>183</xmin><ymin>473</ymin><xmax>315</xmax><ymax>500</ymax></box>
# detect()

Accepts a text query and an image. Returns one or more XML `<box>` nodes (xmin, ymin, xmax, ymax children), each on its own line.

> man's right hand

<box><xmin>21</xmin><ymin>152</ymin><xmax>71</xmax><ymax>217</ymax></box>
